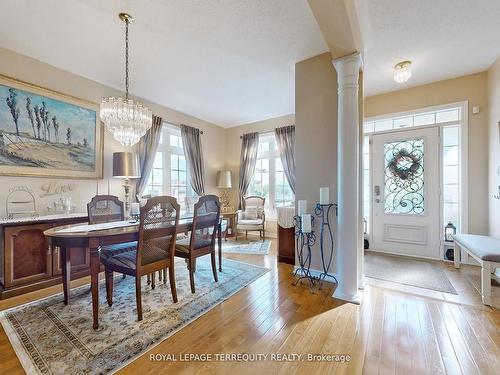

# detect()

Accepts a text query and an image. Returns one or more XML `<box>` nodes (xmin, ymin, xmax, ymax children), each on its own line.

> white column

<box><xmin>332</xmin><ymin>53</ymin><xmax>362</xmax><ymax>304</ymax></box>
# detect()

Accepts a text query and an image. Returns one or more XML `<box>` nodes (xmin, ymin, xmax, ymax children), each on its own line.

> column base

<box><xmin>332</xmin><ymin>288</ymin><xmax>362</xmax><ymax>305</ymax></box>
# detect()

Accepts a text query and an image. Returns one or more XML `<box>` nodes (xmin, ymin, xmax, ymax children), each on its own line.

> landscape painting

<box><xmin>0</xmin><ymin>75</ymin><xmax>103</xmax><ymax>178</ymax></box>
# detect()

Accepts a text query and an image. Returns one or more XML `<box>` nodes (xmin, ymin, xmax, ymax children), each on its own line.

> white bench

<box><xmin>453</xmin><ymin>234</ymin><xmax>500</xmax><ymax>306</ymax></box>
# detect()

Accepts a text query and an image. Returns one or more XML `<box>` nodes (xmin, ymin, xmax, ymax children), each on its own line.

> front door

<box><xmin>371</xmin><ymin>127</ymin><xmax>440</xmax><ymax>259</ymax></box>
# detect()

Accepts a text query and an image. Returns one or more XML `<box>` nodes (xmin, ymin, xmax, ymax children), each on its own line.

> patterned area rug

<box><xmin>0</xmin><ymin>258</ymin><xmax>269</xmax><ymax>375</ymax></box>
<box><xmin>222</xmin><ymin>239</ymin><xmax>271</xmax><ymax>255</ymax></box>
<box><xmin>365</xmin><ymin>252</ymin><xmax>458</xmax><ymax>294</ymax></box>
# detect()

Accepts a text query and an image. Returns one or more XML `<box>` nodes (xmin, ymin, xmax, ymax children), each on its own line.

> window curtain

<box><xmin>180</xmin><ymin>124</ymin><xmax>205</xmax><ymax>196</ymax></box>
<box><xmin>238</xmin><ymin>132</ymin><xmax>259</xmax><ymax>209</ymax></box>
<box><xmin>135</xmin><ymin>115</ymin><xmax>163</xmax><ymax>199</ymax></box>
<box><xmin>275</xmin><ymin>125</ymin><xmax>296</xmax><ymax>194</ymax></box>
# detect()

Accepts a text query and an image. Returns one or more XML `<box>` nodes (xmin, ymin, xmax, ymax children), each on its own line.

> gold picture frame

<box><xmin>0</xmin><ymin>74</ymin><xmax>103</xmax><ymax>179</ymax></box>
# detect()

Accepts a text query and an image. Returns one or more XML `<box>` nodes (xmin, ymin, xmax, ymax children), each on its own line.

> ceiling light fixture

<box><xmin>100</xmin><ymin>13</ymin><xmax>152</xmax><ymax>147</ymax></box>
<box><xmin>393</xmin><ymin>60</ymin><xmax>412</xmax><ymax>83</ymax></box>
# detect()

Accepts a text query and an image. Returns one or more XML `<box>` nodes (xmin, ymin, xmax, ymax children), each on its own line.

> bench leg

<box><xmin>481</xmin><ymin>261</ymin><xmax>492</xmax><ymax>306</ymax></box>
<box><xmin>454</xmin><ymin>242</ymin><xmax>461</xmax><ymax>269</ymax></box>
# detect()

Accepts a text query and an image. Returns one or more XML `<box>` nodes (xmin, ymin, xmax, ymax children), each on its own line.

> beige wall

<box><xmin>295</xmin><ymin>52</ymin><xmax>338</xmax><ymax>271</ymax></box>
<box><xmin>365</xmin><ymin>72</ymin><xmax>489</xmax><ymax>235</ymax></box>
<box><xmin>224</xmin><ymin>114</ymin><xmax>295</xmax><ymax>235</ymax></box>
<box><xmin>0</xmin><ymin>47</ymin><xmax>226</xmax><ymax>216</ymax></box>
<box><xmin>488</xmin><ymin>58</ymin><xmax>500</xmax><ymax>239</ymax></box>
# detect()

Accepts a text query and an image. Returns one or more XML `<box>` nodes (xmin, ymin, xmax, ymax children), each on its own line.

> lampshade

<box><xmin>216</xmin><ymin>170</ymin><xmax>232</xmax><ymax>188</ymax></box>
<box><xmin>112</xmin><ymin>152</ymin><xmax>140</xmax><ymax>178</ymax></box>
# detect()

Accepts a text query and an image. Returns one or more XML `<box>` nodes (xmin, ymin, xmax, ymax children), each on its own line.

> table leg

<box><xmin>61</xmin><ymin>246</ymin><xmax>71</xmax><ymax>305</ymax></box>
<box><xmin>89</xmin><ymin>239</ymin><xmax>100</xmax><ymax>330</ymax></box>
<box><xmin>218</xmin><ymin>223</ymin><xmax>222</xmax><ymax>271</ymax></box>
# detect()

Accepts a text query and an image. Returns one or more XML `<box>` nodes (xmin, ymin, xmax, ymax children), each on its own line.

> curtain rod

<box><xmin>165</xmin><ymin>121</ymin><xmax>204</xmax><ymax>134</ymax></box>
<box><xmin>239</xmin><ymin>125</ymin><xmax>294</xmax><ymax>139</ymax></box>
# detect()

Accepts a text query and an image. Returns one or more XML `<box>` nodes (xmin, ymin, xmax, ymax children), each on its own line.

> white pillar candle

<box><xmin>130</xmin><ymin>202</ymin><xmax>140</xmax><ymax>216</ymax></box>
<box><xmin>320</xmin><ymin>187</ymin><xmax>330</xmax><ymax>205</ymax></box>
<box><xmin>301</xmin><ymin>214</ymin><xmax>312</xmax><ymax>233</ymax></box>
<box><xmin>297</xmin><ymin>200</ymin><xmax>307</xmax><ymax>215</ymax></box>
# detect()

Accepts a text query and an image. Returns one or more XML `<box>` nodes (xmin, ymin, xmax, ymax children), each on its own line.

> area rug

<box><xmin>0</xmin><ymin>258</ymin><xmax>270</xmax><ymax>375</ymax></box>
<box><xmin>222</xmin><ymin>239</ymin><xmax>271</xmax><ymax>255</ymax></box>
<box><xmin>364</xmin><ymin>252</ymin><xmax>458</xmax><ymax>294</ymax></box>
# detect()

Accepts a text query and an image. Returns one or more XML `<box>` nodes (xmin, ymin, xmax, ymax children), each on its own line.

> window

<box><xmin>144</xmin><ymin>124</ymin><xmax>195</xmax><ymax>207</ymax></box>
<box><xmin>248</xmin><ymin>133</ymin><xmax>294</xmax><ymax>217</ymax></box>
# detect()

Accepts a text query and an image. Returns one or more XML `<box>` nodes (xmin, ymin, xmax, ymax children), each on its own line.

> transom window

<box><xmin>144</xmin><ymin>124</ymin><xmax>195</xmax><ymax>206</ymax></box>
<box><xmin>248</xmin><ymin>133</ymin><xmax>294</xmax><ymax>217</ymax></box>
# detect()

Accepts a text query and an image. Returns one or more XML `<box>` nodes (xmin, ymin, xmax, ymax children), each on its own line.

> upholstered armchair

<box><xmin>236</xmin><ymin>196</ymin><xmax>266</xmax><ymax>241</ymax></box>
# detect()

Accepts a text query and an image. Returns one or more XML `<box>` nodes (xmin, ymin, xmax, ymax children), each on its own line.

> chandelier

<box><xmin>100</xmin><ymin>13</ymin><xmax>152</xmax><ymax>147</ymax></box>
<box><xmin>393</xmin><ymin>60</ymin><xmax>412</xmax><ymax>83</ymax></box>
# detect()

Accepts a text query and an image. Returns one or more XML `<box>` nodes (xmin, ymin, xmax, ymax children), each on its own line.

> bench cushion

<box><xmin>453</xmin><ymin>234</ymin><xmax>500</xmax><ymax>262</ymax></box>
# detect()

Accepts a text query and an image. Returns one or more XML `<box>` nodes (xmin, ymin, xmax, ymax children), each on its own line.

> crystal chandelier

<box><xmin>100</xmin><ymin>13</ymin><xmax>152</xmax><ymax>147</ymax></box>
<box><xmin>393</xmin><ymin>60</ymin><xmax>412</xmax><ymax>83</ymax></box>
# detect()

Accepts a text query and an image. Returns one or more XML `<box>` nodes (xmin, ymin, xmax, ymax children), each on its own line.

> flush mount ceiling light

<box><xmin>100</xmin><ymin>13</ymin><xmax>152</xmax><ymax>147</ymax></box>
<box><xmin>393</xmin><ymin>60</ymin><xmax>412</xmax><ymax>83</ymax></box>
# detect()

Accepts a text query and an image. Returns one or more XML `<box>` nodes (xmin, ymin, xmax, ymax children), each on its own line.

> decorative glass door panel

<box><xmin>372</xmin><ymin>127</ymin><xmax>440</xmax><ymax>259</ymax></box>
<box><xmin>384</xmin><ymin>138</ymin><xmax>424</xmax><ymax>215</ymax></box>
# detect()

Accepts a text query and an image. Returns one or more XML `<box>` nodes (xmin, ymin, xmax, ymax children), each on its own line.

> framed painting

<box><xmin>0</xmin><ymin>74</ymin><xmax>103</xmax><ymax>178</ymax></box>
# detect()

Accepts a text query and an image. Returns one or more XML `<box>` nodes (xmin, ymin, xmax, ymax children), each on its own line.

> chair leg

<box><xmin>169</xmin><ymin>258</ymin><xmax>178</xmax><ymax>303</ymax></box>
<box><xmin>151</xmin><ymin>271</ymin><xmax>156</xmax><ymax>290</ymax></box>
<box><xmin>158</xmin><ymin>269</ymin><xmax>162</xmax><ymax>282</ymax></box>
<box><xmin>262</xmin><ymin>227</ymin><xmax>265</xmax><ymax>242</ymax></box>
<box><xmin>246</xmin><ymin>230</ymin><xmax>248</xmax><ymax>239</ymax></box>
<box><xmin>147</xmin><ymin>273</ymin><xmax>151</xmax><ymax>285</ymax></box>
<box><xmin>105</xmin><ymin>268</ymin><xmax>113</xmax><ymax>307</ymax></box>
<box><xmin>189</xmin><ymin>258</ymin><xmax>196</xmax><ymax>294</ymax></box>
<box><xmin>211</xmin><ymin>250</ymin><xmax>218</xmax><ymax>282</ymax></box>
<box><xmin>122</xmin><ymin>274</ymin><xmax>126</xmax><ymax>279</ymax></box>
<box><xmin>163</xmin><ymin>268</ymin><xmax>167</xmax><ymax>284</ymax></box>
<box><xmin>135</xmin><ymin>275</ymin><xmax>143</xmax><ymax>321</ymax></box>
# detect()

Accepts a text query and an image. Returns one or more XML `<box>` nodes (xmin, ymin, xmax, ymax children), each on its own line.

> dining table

<box><xmin>44</xmin><ymin>217</ymin><xmax>223</xmax><ymax>329</ymax></box>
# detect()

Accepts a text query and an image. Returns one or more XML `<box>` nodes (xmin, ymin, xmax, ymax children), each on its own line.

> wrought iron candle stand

<box><xmin>292</xmin><ymin>215</ymin><xmax>317</xmax><ymax>288</ymax></box>
<box><xmin>314</xmin><ymin>203</ymin><xmax>338</xmax><ymax>285</ymax></box>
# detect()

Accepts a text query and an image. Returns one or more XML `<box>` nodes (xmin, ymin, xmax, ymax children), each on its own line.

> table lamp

<box><xmin>113</xmin><ymin>152</ymin><xmax>140</xmax><ymax>212</ymax></box>
<box><xmin>216</xmin><ymin>170</ymin><xmax>232</xmax><ymax>211</ymax></box>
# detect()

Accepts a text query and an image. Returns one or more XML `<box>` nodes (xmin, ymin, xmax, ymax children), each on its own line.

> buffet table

<box><xmin>0</xmin><ymin>213</ymin><xmax>88</xmax><ymax>299</ymax></box>
<box><xmin>277</xmin><ymin>206</ymin><xmax>295</xmax><ymax>265</ymax></box>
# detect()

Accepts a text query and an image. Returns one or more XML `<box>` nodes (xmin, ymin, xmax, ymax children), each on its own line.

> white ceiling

<box><xmin>363</xmin><ymin>0</ymin><xmax>500</xmax><ymax>96</ymax></box>
<box><xmin>0</xmin><ymin>0</ymin><xmax>327</xmax><ymax>127</ymax></box>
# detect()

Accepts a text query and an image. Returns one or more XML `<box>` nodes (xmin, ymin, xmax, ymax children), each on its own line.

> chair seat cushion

<box><xmin>175</xmin><ymin>237</ymin><xmax>212</xmax><ymax>253</ymax></box>
<box><xmin>454</xmin><ymin>234</ymin><xmax>500</xmax><ymax>262</ymax></box>
<box><xmin>238</xmin><ymin>219</ymin><xmax>264</xmax><ymax>225</ymax></box>
<box><xmin>104</xmin><ymin>246</ymin><xmax>168</xmax><ymax>270</ymax></box>
<box><xmin>99</xmin><ymin>241</ymin><xmax>137</xmax><ymax>260</ymax></box>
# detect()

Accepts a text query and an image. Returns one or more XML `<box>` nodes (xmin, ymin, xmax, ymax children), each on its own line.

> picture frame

<box><xmin>0</xmin><ymin>74</ymin><xmax>103</xmax><ymax>179</ymax></box>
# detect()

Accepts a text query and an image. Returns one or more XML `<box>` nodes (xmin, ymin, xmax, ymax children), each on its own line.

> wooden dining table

<box><xmin>44</xmin><ymin>218</ymin><xmax>222</xmax><ymax>329</ymax></box>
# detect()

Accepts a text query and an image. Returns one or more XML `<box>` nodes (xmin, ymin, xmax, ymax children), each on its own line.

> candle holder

<box><xmin>292</xmin><ymin>215</ymin><xmax>317</xmax><ymax>288</ymax></box>
<box><xmin>314</xmin><ymin>203</ymin><xmax>338</xmax><ymax>285</ymax></box>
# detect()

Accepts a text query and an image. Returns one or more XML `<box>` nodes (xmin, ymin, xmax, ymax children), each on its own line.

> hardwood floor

<box><xmin>0</xmin><ymin>238</ymin><xmax>499</xmax><ymax>374</ymax></box>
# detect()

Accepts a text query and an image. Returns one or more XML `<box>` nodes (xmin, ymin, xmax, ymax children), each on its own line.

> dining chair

<box><xmin>175</xmin><ymin>195</ymin><xmax>220</xmax><ymax>293</ymax></box>
<box><xmin>87</xmin><ymin>195</ymin><xmax>137</xmax><ymax>268</ymax></box>
<box><xmin>101</xmin><ymin>196</ymin><xmax>180</xmax><ymax>321</ymax></box>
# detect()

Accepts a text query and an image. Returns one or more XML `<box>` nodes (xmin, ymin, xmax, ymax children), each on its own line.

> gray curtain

<box><xmin>180</xmin><ymin>124</ymin><xmax>205</xmax><ymax>196</ymax></box>
<box><xmin>135</xmin><ymin>115</ymin><xmax>163</xmax><ymax>199</ymax></box>
<box><xmin>238</xmin><ymin>132</ymin><xmax>259</xmax><ymax>209</ymax></box>
<box><xmin>275</xmin><ymin>125</ymin><xmax>296</xmax><ymax>194</ymax></box>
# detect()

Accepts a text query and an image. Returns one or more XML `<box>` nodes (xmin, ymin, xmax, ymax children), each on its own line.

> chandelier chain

<box><xmin>125</xmin><ymin>19</ymin><xmax>129</xmax><ymax>100</ymax></box>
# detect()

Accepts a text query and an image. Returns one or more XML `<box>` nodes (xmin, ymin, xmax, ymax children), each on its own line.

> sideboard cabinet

<box><xmin>0</xmin><ymin>214</ymin><xmax>88</xmax><ymax>299</ymax></box>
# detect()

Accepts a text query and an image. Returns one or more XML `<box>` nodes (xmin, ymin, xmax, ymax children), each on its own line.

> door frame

<box><xmin>364</xmin><ymin>101</ymin><xmax>469</xmax><ymax>260</ymax></box>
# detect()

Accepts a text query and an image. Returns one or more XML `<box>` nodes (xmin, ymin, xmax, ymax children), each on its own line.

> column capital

<box><xmin>332</xmin><ymin>53</ymin><xmax>362</xmax><ymax>91</ymax></box>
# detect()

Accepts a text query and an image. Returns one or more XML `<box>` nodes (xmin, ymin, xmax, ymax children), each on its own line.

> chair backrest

<box><xmin>188</xmin><ymin>195</ymin><xmax>221</xmax><ymax>249</ymax></box>
<box><xmin>87</xmin><ymin>195</ymin><xmax>124</xmax><ymax>224</ymax></box>
<box><xmin>244</xmin><ymin>196</ymin><xmax>265</xmax><ymax>217</ymax></box>
<box><xmin>137</xmin><ymin>196</ymin><xmax>180</xmax><ymax>267</ymax></box>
